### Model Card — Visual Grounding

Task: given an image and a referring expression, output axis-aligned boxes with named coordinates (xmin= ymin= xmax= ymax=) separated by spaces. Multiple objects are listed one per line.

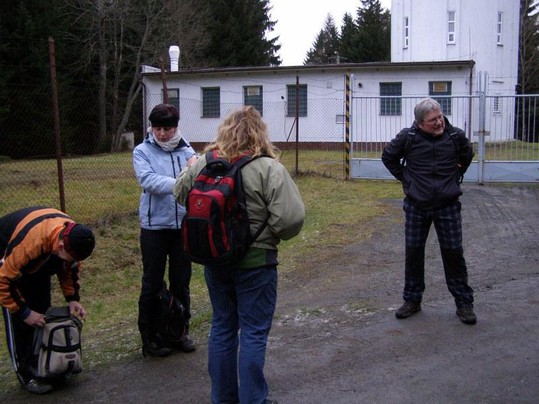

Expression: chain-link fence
xmin=1 ymin=87 xmax=349 ymax=221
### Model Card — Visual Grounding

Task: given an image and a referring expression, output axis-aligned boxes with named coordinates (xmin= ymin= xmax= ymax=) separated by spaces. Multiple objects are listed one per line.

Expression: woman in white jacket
xmin=133 ymin=103 xmax=197 ymax=357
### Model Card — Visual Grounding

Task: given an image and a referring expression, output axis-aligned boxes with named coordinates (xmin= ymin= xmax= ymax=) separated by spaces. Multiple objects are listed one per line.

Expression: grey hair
xmin=414 ymin=98 xmax=442 ymax=123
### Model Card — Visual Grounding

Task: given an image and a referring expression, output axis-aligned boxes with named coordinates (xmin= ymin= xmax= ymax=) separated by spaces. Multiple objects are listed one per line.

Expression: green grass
xmin=0 ymin=151 xmax=400 ymax=390
xmin=0 ymin=153 xmax=138 ymax=222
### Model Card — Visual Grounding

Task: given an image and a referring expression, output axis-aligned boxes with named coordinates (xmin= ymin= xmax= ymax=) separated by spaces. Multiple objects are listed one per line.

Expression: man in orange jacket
xmin=0 ymin=206 xmax=95 ymax=394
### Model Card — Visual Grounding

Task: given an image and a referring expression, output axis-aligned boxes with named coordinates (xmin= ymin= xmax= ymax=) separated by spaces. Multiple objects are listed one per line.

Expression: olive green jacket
xmin=173 ymin=155 xmax=305 ymax=251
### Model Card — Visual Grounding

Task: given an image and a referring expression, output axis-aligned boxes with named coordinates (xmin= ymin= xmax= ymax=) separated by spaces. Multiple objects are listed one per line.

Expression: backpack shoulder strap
xmin=233 ymin=154 xmax=265 ymax=169
xmin=448 ymin=130 xmax=461 ymax=153
xmin=401 ymin=130 xmax=416 ymax=166
xmin=233 ymin=154 xmax=271 ymax=242
xmin=404 ymin=130 xmax=416 ymax=155
xmin=208 ymin=153 xmax=269 ymax=171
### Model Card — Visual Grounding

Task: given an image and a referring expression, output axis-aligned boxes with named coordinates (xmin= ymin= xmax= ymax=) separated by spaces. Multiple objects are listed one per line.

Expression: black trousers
xmin=403 ymin=200 xmax=474 ymax=308
xmin=137 ymin=228 xmax=192 ymax=346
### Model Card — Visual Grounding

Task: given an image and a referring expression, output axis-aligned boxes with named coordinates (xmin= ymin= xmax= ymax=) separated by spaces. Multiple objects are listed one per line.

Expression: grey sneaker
xmin=24 ymin=378 xmax=53 ymax=394
xmin=395 ymin=301 xmax=421 ymax=319
xmin=456 ymin=307 xmax=477 ymax=325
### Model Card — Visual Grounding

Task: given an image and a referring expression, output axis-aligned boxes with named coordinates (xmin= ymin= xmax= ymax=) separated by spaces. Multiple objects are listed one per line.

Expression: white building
xmin=140 ymin=0 xmax=520 ymax=147
xmin=141 ymin=61 xmax=474 ymax=147
xmin=391 ymin=0 xmax=520 ymax=96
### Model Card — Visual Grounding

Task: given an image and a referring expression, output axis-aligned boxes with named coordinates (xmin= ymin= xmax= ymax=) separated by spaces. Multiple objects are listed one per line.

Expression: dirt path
xmin=2 ymin=184 xmax=538 ymax=403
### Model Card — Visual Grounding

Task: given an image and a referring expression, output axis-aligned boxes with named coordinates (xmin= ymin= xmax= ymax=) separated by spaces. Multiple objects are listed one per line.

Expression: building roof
xmin=141 ymin=60 xmax=475 ymax=79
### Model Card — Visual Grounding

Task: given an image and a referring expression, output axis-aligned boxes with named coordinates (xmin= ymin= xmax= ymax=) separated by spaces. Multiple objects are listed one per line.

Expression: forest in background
xmin=1 ymin=0 xmax=538 ymax=159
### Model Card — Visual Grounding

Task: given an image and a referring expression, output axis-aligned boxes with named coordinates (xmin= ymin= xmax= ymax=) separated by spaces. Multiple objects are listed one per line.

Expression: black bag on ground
xmin=32 ymin=306 xmax=83 ymax=378
xmin=156 ymin=282 xmax=187 ymax=347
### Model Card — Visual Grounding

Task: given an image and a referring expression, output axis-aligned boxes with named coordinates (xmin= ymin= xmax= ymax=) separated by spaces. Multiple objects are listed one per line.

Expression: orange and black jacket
xmin=0 ymin=206 xmax=82 ymax=319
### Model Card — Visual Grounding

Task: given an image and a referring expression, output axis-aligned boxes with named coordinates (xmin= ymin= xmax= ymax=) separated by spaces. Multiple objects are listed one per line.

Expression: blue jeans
xmin=204 ymin=265 xmax=277 ymax=404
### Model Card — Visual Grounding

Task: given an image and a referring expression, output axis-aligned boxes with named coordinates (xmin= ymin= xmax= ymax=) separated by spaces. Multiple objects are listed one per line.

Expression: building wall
xmin=142 ymin=64 xmax=473 ymax=144
xmin=391 ymin=0 xmax=519 ymax=96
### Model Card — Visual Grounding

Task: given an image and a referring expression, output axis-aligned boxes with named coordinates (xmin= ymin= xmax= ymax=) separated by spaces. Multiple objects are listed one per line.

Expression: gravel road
xmin=2 ymin=183 xmax=538 ymax=404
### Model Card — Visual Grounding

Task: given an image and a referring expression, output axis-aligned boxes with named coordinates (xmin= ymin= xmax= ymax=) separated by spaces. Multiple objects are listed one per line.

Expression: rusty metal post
xmin=159 ymin=56 xmax=169 ymax=103
xmin=48 ymin=37 xmax=66 ymax=213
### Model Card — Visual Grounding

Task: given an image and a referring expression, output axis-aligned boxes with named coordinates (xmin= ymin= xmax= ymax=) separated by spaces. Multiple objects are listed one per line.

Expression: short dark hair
xmin=149 ymin=104 xmax=179 ymax=128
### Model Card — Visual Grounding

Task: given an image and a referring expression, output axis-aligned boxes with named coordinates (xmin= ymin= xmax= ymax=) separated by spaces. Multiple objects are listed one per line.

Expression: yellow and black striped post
xmin=345 ymin=73 xmax=351 ymax=180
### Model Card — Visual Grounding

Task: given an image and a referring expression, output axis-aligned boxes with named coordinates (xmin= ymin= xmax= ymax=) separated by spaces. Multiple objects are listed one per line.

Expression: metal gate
xmin=350 ymin=94 xmax=539 ymax=183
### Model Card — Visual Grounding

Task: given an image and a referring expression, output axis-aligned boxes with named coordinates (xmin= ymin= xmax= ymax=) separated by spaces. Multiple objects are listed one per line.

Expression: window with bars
xmin=243 ymin=86 xmax=263 ymax=115
xmin=287 ymin=84 xmax=307 ymax=117
xmin=447 ymin=11 xmax=456 ymax=44
xmin=497 ymin=12 xmax=503 ymax=45
xmin=429 ymin=81 xmax=452 ymax=115
xmin=202 ymin=87 xmax=220 ymax=118
xmin=380 ymin=82 xmax=402 ymax=115
xmin=403 ymin=16 xmax=409 ymax=48
xmin=493 ymin=96 xmax=501 ymax=115
xmin=164 ymin=88 xmax=179 ymax=111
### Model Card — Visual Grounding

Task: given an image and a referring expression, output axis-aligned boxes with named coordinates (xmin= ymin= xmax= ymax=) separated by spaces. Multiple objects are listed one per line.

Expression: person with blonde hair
xmin=174 ymin=106 xmax=305 ymax=404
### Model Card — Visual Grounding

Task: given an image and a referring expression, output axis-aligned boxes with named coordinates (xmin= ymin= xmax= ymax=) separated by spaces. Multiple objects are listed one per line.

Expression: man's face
xmin=57 ymin=243 xmax=76 ymax=263
xmin=418 ymin=109 xmax=445 ymax=136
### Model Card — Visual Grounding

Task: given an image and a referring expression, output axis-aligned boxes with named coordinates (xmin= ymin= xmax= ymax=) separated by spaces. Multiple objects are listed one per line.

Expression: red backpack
xmin=182 ymin=151 xmax=267 ymax=267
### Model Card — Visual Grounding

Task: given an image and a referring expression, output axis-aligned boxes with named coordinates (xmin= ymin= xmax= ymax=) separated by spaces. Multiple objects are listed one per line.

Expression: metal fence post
xmin=48 ymin=37 xmax=66 ymax=213
xmin=345 ymin=73 xmax=351 ymax=180
xmin=477 ymin=91 xmax=486 ymax=185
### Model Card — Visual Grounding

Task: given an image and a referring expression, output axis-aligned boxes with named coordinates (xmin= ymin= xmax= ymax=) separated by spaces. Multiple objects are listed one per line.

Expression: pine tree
xmin=355 ymin=0 xmax=390 ymax=62
xmin=303 ymin=0 xmax=390 ymax=65
xmin=203 ymin=0 xmax=281 ymax=67
xmin=339 ymin=12 xmax=359 ymax=63
xmin=304 ymin=14 xmax=340 ymax=64
xmin=519 ymin=0 xmax=539 ymax=93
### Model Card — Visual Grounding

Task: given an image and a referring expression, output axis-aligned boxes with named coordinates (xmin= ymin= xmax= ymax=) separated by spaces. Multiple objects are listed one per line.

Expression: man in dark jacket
xmin=382 ymin=98 xmax=476 ymax=325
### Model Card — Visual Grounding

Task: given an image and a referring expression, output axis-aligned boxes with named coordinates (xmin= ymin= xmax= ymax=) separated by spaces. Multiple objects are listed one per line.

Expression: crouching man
xmin=0 ymin=206 xmax=95 ymax=394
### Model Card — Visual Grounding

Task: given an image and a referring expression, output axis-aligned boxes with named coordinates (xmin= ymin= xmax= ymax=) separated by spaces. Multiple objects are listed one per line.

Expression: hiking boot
xmin=395 ymin=301 xmax=421 ymax=319
xmin=456 ymin=307 xmax=477 ymax=325
xmin=142 ymin=342 xmax=173 ymax=358
xmin=24 ymin=378 xmax=53 ymax=394
xmin=176 ymin=335 xmax=196 ymax=353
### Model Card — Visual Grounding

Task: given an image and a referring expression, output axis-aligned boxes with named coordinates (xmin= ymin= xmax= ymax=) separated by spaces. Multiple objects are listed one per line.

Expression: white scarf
xmin=153 ymin=129 xmax=182 ymax=152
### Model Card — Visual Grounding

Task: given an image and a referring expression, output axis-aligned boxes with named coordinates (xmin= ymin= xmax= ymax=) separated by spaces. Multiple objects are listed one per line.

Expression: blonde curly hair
xmin=204 ymin=106 xmax=278 ymax=160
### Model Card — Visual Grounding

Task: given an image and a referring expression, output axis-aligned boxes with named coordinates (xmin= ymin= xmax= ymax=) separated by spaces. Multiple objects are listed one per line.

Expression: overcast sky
xmin=270 ymin=0 xmax=392 ymax=66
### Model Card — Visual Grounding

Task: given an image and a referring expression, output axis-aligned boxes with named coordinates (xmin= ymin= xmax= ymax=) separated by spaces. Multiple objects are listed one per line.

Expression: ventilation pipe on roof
xmin=169 ymin=45 xmax=180 ymax=72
